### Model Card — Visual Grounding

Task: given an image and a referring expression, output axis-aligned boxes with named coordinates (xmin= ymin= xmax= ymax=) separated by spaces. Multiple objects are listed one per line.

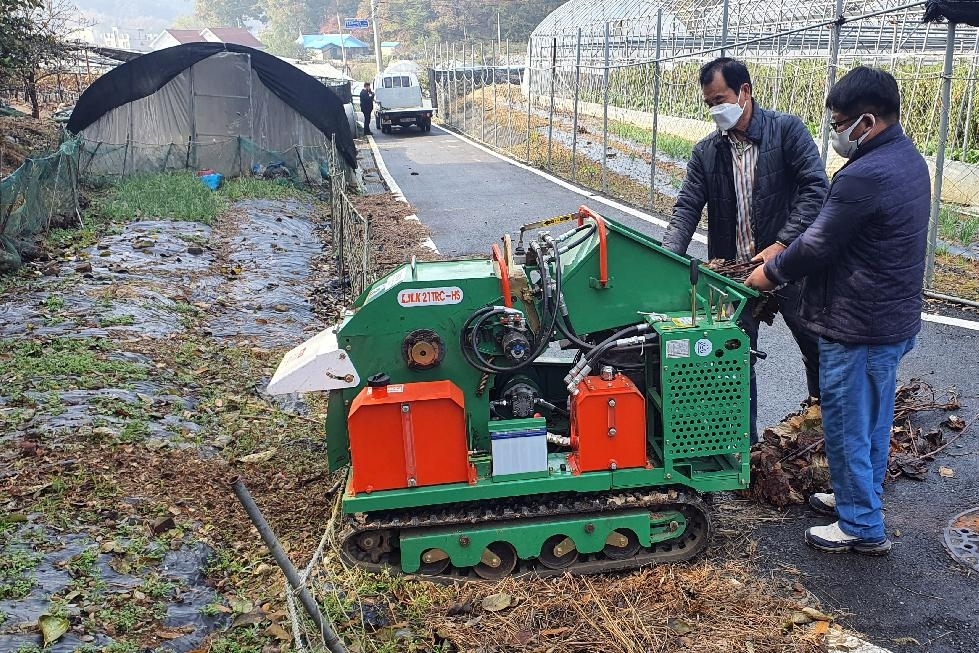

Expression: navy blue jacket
xmin=663 ymin=101 xmax=829 ymax=259
xmin=765 ymin=124 xmax=930 ymax=344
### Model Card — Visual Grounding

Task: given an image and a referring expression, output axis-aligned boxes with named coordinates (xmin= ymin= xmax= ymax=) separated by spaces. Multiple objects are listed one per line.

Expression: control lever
xmin=750 ymin=348 xmax=768 ymax=361
xmin=689 ymin=258 xmax=699 ymax=327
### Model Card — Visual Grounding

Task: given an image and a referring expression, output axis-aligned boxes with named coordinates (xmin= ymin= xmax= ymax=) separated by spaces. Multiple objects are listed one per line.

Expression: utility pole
xmin=370 ymin=0 xmax=382 ymax=75
xmin=336 ymin=8 xmax=347 ymax=73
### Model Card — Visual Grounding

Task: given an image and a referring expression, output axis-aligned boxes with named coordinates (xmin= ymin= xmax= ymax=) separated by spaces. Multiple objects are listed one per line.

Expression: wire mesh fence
xmin=327 ymin=136 xmax=373 ymax=299
xmin=431 ymin=0 xmax=979 ymax=305
xmin=0 ymin=133 xmax=368 ymax=275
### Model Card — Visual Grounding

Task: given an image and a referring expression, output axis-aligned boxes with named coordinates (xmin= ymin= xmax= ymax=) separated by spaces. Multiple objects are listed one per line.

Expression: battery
xmin=489 ymin=417 xmax=548 ymax=477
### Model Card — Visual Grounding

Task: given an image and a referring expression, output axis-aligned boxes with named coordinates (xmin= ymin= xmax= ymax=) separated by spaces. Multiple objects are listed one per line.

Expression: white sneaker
xmin=805 ymin=521 xmax=892 ymax=555
xmin=809 ymin=492 xmax=837 ymax=516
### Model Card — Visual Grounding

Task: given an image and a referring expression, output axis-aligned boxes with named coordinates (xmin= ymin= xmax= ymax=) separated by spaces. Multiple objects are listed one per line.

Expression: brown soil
xmin=0 ymin=116 xmax=63 ymax=178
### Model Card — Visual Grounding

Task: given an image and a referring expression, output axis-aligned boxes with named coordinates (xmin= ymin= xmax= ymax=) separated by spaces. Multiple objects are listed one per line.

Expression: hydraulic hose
xmin=557 ymin=223 xmax=596 ymax=255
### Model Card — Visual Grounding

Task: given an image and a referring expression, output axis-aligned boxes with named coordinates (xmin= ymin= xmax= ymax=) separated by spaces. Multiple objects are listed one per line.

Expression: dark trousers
xmin=363 ymin=110 xmax=372 ymax=133
xmin=738 ymin=280 xmax=821 ymax=444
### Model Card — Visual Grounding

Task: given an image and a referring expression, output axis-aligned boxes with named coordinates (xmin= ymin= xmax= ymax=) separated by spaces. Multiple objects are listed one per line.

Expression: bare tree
xmin=0 ymin=0 xmax=78 ymax=118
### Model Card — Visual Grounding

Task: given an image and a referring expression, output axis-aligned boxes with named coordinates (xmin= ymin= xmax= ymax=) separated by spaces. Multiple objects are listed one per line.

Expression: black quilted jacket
xmin=663 ymin=101 xmax=829 ymax=260
xmin=765 ymin=124 xmax=930 ymax=344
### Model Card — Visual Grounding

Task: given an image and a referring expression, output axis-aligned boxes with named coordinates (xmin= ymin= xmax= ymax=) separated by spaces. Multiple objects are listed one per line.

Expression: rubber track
xmin=339 ymin=487 xmax=712 ymax=580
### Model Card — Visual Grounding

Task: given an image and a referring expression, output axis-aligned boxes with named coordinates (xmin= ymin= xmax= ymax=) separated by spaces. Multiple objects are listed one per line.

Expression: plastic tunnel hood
xmin=266 ymin=327 xmax=360 ymax=394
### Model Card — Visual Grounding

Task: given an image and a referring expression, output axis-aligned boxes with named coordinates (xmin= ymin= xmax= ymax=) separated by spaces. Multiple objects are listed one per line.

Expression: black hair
xmin=826 ymin=66 xmax=901 ymax=121
xmin=698 ymin=57 xmax=752 ymax=92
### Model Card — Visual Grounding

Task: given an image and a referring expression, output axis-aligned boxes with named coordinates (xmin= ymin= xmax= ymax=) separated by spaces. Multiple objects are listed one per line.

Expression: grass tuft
xmin=96 ymin=173 xmax=225 ymax=224
xmin=218 ymin=176 xmax=311 ymax=201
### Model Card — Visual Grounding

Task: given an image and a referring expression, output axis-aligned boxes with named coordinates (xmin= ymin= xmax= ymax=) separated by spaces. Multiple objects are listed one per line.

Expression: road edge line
xmin=366 ymin=135 xmax=440 ymax=254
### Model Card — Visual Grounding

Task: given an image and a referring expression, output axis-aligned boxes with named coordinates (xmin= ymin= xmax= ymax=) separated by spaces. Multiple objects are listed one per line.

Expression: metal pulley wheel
xmin=402 ymin=329 xmax=445 ymax=370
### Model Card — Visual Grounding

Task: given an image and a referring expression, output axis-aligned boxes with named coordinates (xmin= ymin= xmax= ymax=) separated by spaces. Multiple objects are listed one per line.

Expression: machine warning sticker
xmin=666 ymin=339 xmax=690 ymax=359
xmin=398 ymin=286 xmax=464 ymax=307
xmin=695 ymin=338 xmax=713 ymax=356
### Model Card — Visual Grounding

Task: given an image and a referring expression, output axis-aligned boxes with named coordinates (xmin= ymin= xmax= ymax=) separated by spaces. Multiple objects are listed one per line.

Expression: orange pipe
xmin=576 ymin=205 xmax=609 ymax=287
xmin=491 ymin=243 xmax=513 ymax=307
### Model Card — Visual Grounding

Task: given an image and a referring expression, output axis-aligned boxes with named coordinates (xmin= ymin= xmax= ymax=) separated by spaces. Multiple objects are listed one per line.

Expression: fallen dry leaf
xmin=481 ymin=592 xmax=512 ymax=612
xmin=40 ymin=614 xmax=69 ymax=646
xmin=939 ymin=466 xmax=955 ymax=478
xmin=238 ymin=448 xmax=277 ymax=464
xmin=943 ymin=415 xmax=966 ymax=430
xmin=801 ymin=607 xmax=833 ymax=621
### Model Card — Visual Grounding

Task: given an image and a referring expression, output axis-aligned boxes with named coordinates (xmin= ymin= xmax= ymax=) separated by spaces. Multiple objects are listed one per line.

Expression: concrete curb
xmin=365 ymin=134 xmax=439 ymax=254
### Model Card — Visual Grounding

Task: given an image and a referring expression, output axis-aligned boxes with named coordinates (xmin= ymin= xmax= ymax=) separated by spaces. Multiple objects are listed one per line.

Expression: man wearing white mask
xmin=745 ymin=67 xmax=929 ymax=554
xmin=663 ymin=58 xmax=828 ymax=443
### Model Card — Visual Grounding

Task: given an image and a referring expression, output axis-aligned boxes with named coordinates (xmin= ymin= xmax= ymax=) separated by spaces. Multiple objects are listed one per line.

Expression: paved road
xmin=370 ymin=126 xmax=979 ymax=653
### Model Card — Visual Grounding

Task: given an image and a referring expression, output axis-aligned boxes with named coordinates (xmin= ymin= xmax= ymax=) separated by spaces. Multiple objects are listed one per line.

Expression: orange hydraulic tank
xmin=569 ymin=374 xmax=647 ymax=474
xmin=347 ymin=380 xmax=470 ymax=494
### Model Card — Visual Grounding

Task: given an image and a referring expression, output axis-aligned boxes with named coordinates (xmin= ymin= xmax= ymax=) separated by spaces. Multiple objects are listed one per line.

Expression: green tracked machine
xmin=268 ymin=206 xmax=757 ymax=579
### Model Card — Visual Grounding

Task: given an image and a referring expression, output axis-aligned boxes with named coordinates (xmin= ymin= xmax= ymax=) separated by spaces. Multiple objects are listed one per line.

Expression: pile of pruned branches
xmin=749 ymin=380 xmax=965 ymax=507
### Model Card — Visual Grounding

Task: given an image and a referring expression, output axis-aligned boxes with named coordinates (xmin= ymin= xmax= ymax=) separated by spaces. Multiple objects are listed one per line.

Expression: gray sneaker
xmin=809 ymin=492 xmax=837 ymax=516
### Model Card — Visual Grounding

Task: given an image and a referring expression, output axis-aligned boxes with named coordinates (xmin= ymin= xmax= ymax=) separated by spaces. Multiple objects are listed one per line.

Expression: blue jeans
xmin=818 ymin=336 xmax=916 ymax=540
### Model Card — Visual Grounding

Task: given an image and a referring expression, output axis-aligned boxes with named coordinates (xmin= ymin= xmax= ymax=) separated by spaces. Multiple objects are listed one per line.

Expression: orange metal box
xmin=569 ymin=374 xmax=647 ymax=474
xmin=348 ymin=380 xmax=470 ymax=494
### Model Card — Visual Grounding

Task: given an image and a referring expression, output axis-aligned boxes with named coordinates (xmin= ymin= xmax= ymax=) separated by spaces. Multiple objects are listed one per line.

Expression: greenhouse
xmin=519 ymin=0 xmax=979 ymax=177
xmin=433 ymin=0 xmax=979 ymax=288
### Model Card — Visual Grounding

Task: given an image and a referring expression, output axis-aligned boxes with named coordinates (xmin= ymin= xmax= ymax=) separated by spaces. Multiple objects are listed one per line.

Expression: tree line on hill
xmin=192 ymin=0 xmax=565 ymax=56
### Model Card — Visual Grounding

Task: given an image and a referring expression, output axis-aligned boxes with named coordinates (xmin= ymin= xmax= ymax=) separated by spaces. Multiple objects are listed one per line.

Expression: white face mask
xmin=830 ymin=114 xmax=875 ymax=158
xmin=709 ymin=87 xmax=746 ymax=132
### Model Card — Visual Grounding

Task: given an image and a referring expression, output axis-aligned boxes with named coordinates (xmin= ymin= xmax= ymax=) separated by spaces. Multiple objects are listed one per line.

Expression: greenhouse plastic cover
xmin=66 ymin=43 xmax=357 ymax=170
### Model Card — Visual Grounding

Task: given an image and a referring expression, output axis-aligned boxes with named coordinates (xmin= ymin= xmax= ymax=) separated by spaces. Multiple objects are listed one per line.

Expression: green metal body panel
xmin=653 ymin=321 xmax=752 ymax=488
xmin=398 ymin=509 xmax=687 ymax=573
xmin=324 ymin=213 xmax=758 ymax=513
xmin=559 ymin=220 xmax=755 ymax=335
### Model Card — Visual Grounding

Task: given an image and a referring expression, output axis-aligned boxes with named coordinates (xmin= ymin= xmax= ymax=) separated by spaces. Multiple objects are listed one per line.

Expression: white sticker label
xmin=695 ymin=338 xmax=713 ymax=357
xmin=397 ymin=286 xmax=464 ymax=307
xmin=666 ymin=339 xmax=690 ymax=359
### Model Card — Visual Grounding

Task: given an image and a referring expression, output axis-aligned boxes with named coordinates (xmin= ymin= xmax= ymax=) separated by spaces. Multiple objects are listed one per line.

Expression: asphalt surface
xmin=370 ymin=125 xmax=979 ymax=652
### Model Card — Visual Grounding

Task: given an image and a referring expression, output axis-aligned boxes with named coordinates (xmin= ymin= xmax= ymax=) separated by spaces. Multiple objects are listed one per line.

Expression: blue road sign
xmin=344 ymin=18 xmax=369 ymax=29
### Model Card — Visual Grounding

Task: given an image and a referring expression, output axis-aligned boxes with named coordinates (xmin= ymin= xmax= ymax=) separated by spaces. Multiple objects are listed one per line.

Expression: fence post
xmin=506 ymin=38 xmax=511 ymax=150
xmin=602 ymin=22 xmax=610 ymax=194
xmin=925 ymin=21 xmax=958 ymax=288
xmin=571 ymin=28 xmax=582 ymax=183
xmin=493 ymin=38 xmax=499 ymax=148
xmin=527 ymin=37 xmax=534 ymax=163
xmin=961 ymin=32 xmax=979 ymax=159
xmin=480 ymin=41 xmax=486 ymax=143
xmin=720 ymin=0 xmax=730 ymax=57
xmin=547 ymin=37 xmax=556 ymax=170
xmin=650 ymin=9 xmax=663 ymax=209
xmin=820 ymin=0 xmax=846 ymax=163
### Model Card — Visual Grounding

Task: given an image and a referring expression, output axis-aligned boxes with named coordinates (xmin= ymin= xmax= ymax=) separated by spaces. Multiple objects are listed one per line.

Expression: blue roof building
xmin=297 ymin=34 xmax=370 ymax=50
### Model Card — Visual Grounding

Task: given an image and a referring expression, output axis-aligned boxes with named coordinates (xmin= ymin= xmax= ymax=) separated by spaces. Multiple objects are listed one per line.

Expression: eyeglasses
xmin=828 ymin=116 xmax=859 ymax=132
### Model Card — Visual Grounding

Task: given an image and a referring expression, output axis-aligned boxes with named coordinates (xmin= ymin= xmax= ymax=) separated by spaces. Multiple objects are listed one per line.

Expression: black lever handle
xmin=750 ymin=348 xmax=768 ymax=361
xmin=689 ymin=258 xmax=700 ymax=286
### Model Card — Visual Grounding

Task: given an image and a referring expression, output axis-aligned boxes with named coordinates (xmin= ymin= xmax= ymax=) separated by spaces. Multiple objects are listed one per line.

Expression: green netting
xmin=0 ymin=136 xmax=344 ymax=271
xmin=0 ymin=137 xmax=79 ymax=270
